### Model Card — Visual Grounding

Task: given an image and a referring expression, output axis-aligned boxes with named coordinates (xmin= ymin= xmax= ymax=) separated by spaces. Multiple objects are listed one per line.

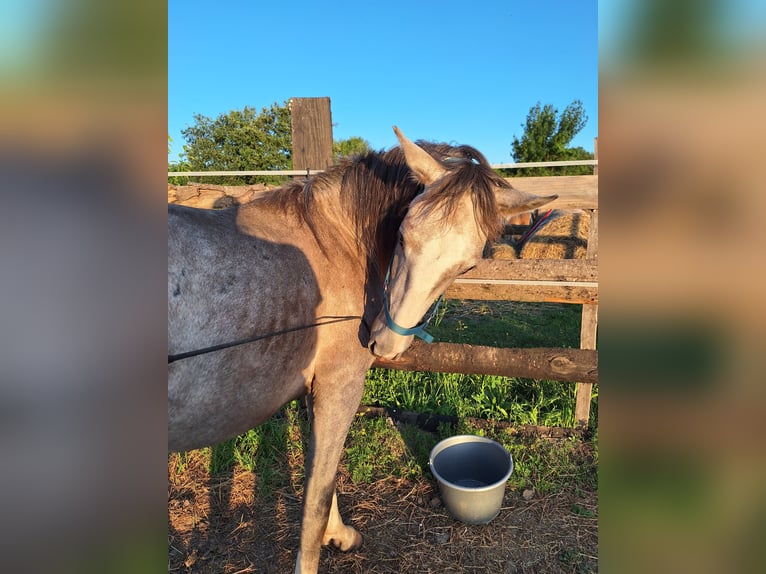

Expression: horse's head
xmin=368 ymin=127 xmax=556 ymax=360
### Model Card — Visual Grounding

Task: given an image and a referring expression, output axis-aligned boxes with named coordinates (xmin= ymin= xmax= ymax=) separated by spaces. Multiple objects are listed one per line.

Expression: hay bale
xmin=518 ymin=209 xmax=590 ymax=259
xmin=488 ymin=239 xmax=518 ymax=260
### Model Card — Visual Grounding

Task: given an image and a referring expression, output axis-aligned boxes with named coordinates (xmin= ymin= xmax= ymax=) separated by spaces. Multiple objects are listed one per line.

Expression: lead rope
xmin=168 ymin=315 xmax=361 ymax=363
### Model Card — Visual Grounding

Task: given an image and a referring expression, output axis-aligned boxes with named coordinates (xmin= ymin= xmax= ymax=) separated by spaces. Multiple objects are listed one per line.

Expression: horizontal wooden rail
xmin=445 ymin=258 xmax=598 ymax=304
xmin=506 ymin=175 xmax=598 ymax=210
xmin=493 ymin=159 xmax=597 ymax=169
xmin=462 ymin=259 xmax=597 ymax=282
xmin=168 ymin=161 xmax=598 ymax=178
xmin=371 ymin=341 xmax=598 ymax=384
xmin=446 ymin=284 xmax=597 ymax=304
xmin=168 ymin=169 xmax=323 ymax=177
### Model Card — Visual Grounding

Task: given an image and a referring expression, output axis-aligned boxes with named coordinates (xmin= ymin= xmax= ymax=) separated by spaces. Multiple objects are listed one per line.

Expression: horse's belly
xmin=167 ymin=338 xmax=315 ymax=452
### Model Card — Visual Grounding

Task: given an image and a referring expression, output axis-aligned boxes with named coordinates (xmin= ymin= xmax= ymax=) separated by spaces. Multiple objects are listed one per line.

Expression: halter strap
xmin=382 ymin=254 xmax=442 ymax=344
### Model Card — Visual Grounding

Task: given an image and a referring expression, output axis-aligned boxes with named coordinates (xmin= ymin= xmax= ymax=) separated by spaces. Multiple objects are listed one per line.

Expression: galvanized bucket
xmin=429 ymin=435 xmax=513 ymax=524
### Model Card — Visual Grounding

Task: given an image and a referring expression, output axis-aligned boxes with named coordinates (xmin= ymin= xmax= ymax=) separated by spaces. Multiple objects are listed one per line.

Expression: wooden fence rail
xmin=372 ymin=342 xmax=597 ymax=384
xmin=503 ymin=175 xmax=597 ymax=210
xmin=167 ymin=161 xmax=598 ymax=178
xmin=448 ymin=259 xmax=597 ymax=304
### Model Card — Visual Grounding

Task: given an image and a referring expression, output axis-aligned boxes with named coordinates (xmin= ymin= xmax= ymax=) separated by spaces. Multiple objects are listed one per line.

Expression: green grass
xmin=432 ymin=300 xmax=583 ymax=348
xmin=342 ymin=413 xmax=597 ymax=495
xmin=177 ymin=299 xmax=598 ymax=497
xmin=343 ymin=415 xmax=431 ymax=483
xmin=206 ymin=401 xmax=309 ymax=495
xmin=363 ymin=370 xmax=591 ymax=427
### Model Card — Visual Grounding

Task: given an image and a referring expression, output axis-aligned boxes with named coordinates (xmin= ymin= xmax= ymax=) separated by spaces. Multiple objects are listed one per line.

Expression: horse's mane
xmin=257 ymin=141 xmax=507 ymax=266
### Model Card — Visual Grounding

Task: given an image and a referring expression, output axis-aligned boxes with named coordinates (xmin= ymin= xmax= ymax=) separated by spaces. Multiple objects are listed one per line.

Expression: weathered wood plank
xmin=290 ymin=97 xmax=334 ymax=171
xmin=575 ymin=209 xmax=599 ymax=427
xmin=460 ymin=258 xmax=597 ymax=282
xmin=371 ymin=342 xmax=598 ymax=384
xmin=445 ymin=258 xmax=598 ymax=303
xmin=575 ymin=304 xmax=599 ymax=423
xmin=445 ymin=283 xmax=597 ymax=304
xmin=504 ymin=175 xmax=598 ymax=209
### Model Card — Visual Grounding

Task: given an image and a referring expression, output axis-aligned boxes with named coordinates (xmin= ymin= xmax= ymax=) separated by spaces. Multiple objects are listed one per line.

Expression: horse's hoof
xmin=346 ymin=530 xmax=363 ymax=551
xmin=324 ymin=527 xmax=363 ymax=552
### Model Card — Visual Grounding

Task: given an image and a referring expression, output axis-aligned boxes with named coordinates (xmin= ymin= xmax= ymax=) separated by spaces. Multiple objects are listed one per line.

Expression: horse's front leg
xmin=322 ymin=489 xmax=362 ymax=549
xmin=295 ymin=374 xmax=365 ymax=574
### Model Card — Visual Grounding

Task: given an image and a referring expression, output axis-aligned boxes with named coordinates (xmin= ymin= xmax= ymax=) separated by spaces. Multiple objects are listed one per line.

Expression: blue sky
xmin=168 ymin=0 xmax=598 ymax=165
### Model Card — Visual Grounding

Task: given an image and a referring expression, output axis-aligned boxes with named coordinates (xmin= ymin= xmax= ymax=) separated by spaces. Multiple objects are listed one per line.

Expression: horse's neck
xmin=235 ymin=201 xmax=293 ymax=242
xmin=311 ymin=190 xmax=360 ymax=251
xmin=237 ymin=190 xmax=364 ymax=269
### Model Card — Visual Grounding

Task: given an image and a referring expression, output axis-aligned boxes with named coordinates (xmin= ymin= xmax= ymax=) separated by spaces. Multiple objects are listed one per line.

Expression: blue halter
xmin=382 ymin=254 xmax=443 ymax=344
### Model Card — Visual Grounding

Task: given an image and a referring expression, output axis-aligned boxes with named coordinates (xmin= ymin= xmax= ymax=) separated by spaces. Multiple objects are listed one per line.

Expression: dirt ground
xmin=168 ymin=438 xmax=597 ymax=573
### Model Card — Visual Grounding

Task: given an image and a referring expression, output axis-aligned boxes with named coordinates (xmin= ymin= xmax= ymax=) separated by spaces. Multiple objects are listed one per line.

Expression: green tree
xmin=168 ymin=158 xmax=191 ymax=186
xmin=180 ymin=102 xmax=292 ymax=185
xmin=505 ymin=100 xmax=593 ymax=177
xmin=333 ymin=136 xmax=372 ymax=159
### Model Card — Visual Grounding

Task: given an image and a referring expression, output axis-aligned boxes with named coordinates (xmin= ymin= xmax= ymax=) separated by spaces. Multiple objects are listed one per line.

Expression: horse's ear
xmin=495 ymin=186 xmax=557 ymax=217
xmin=393 ymin=126 xmax=445 ymax=185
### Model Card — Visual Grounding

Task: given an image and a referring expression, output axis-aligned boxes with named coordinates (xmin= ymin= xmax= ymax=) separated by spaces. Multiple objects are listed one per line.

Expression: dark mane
xmin=413 ymin=143 xmax=507 ymax=243
xmin=256 ymin=141 xmax=505 ymax=267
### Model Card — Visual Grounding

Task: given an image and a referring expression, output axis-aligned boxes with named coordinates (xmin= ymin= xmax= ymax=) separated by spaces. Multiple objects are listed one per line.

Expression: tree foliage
xmin=172 ymin=101 xmax=376 ymax=186
xmin=506 ymin=100 xmax=594 ymax=177
xmin=180 ymin=102 xmax=292 ymax=185
xmin=333 ymin=136 xmax=372 ymax=159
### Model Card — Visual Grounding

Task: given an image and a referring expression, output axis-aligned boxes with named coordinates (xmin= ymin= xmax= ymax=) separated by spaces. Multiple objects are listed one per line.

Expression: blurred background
xmin=600 ymin=1 xmax=766 ymax=572
xmin=0 ymin=1 xmax=167 ymax=572
xmin=1 ymin=1 xmax=764 ymax=572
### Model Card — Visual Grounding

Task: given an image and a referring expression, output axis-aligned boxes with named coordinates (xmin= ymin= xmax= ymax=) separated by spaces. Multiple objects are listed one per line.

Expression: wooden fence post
xmin=574 ymin=207 xmax=598 ymax=427
xmin=593 ymin=136 xmax=598 ymax=176
xmin=574 ymin=136 xmax=599 ymax=426
xmin=290 ymin=97 xmax=334 ymax=173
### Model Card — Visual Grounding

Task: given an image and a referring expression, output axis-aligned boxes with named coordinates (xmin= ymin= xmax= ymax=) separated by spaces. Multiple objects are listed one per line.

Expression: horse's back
xmin=168 ymin=203 xmax=320 ymax=346
xmin=168 ymin=204 xmax=322 ymax=451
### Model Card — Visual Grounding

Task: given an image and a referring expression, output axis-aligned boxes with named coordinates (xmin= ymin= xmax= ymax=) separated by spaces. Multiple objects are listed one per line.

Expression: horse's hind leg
xmin=296 ymin=373 xmax=365 ymax=574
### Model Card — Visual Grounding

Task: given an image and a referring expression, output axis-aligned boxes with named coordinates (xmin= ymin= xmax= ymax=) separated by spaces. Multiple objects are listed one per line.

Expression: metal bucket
xmin=429 ymin=435 xmax=513 ymax=524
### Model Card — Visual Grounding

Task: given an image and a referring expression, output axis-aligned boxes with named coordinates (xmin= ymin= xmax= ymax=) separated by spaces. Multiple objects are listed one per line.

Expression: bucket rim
xmin=429 ymin=434 xmax=514 ymax=492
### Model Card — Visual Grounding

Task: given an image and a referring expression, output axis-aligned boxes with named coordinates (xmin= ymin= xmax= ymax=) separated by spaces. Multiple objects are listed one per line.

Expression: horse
xmin=168 ymin=126 xmax=556 ymax=573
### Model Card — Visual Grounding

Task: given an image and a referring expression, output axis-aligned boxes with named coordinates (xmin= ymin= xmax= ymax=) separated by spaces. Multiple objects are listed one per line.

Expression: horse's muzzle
xmin=368 ymin=340 xmax=402 ymax=361
xmin=368 ymin=316 xmax=412 ymax=360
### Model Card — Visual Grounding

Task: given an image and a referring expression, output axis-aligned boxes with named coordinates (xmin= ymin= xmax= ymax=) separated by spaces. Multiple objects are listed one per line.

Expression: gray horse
xmin=168 ymin=127 xmax=555 ymax=573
